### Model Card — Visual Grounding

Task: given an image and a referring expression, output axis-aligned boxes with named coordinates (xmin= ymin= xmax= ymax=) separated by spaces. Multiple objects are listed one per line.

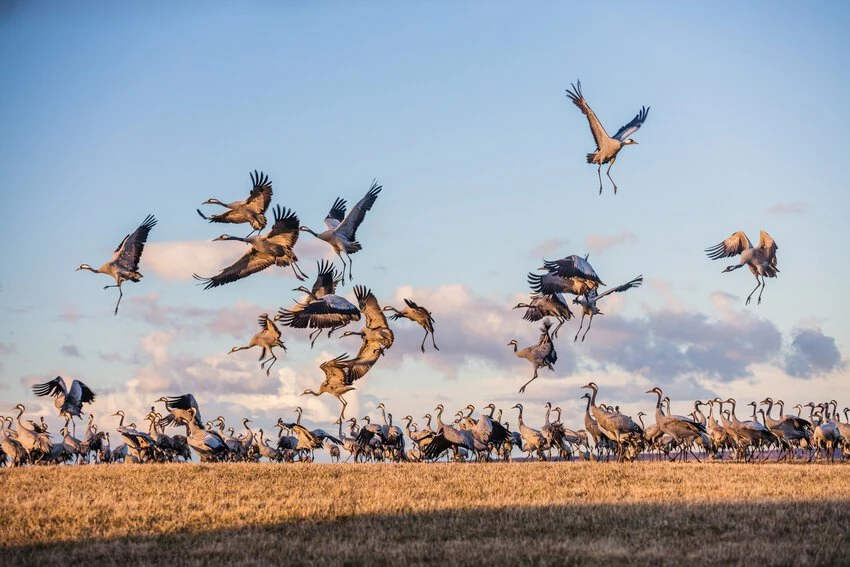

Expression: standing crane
xmin=76 ymin=214 xmax=157 ymax=315
xmin=196 ymin=170 xmax=274 ymax=236
xmin=383 ymin=298 xmax=439 ymax=352
xmin=705 ymin=230 xmax=779 ymax=305
xmin=300 ymin=180 xmax=382 ymax=284
xmin=565 ymin=79 xmax=649 ymax=195
xmin=193 ymin=205 xmax=308 ymax=288
xmin=572 ymin=275 xmax=643 ymax=342
xmin=507 ymin=320 xmax=558 ymax=393
xmin=228 ymin=313 xmax=287 ymax=375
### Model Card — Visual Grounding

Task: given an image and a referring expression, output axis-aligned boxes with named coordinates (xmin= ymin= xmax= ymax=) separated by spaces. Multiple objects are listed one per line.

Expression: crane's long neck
xmin=116 ymin=412 xmax=125 ymax=428
xmin=516 ymin=407 xmax=524 ymax=427
xmin=379 ymin=406 xmax=388 ymax=425
xmin=544 ymin=406 xmax=551 ymax=426
xmin=589 ymin=387 xmax=598 ymax=408
xmin=728 ymin=401 xmax=740 ymax=425
xmin=435 ymin=407 xmax=445 ymax=431
xmin=764 ymin=399 xmax=775 ymax=419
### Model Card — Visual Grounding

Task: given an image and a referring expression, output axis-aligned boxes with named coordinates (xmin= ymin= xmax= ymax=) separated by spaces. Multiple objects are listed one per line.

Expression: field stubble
xmin=1 ymin=462 xmax=848 ymax=566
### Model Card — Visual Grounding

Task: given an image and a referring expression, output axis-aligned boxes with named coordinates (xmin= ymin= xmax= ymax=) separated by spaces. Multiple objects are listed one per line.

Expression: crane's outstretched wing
xmin=244 ymin=170 xmax=273 ymax=215
xmin=404 ymin=298 xmax=435 ymax=324
xmin=540 ymin=255 xmax=603 ymax=284
xmin=612 ymin=106 xmax=650 ymax=141
xmin=528 ymin=272 xmax=599 ymax=296
xmin=595 ymin=275 xmax=644 ymax=299
xmin=193 ymin=249 xmax=275 ymax=289
xmin=276 ymin=296 xmax=360 ymax=329
xmin=758 ymin=230 xmax=779 ymax=267
xmin=565 ymin=80 xmax=610 ymax=151
xmin=334 ymin=180 xmax=382 ymax=242
xmin=324 ymin=198 xmax=347 ymax=230
xmin=32 ymin=376 xmax=67 ymax=398
xmin=265 ymin=206 xmax=301 ymax=249
xmin=354 ymin=285 xmax=390 ymax=329
xmin=705 ymin=231 xmax=751 ymax=260
xmin=113 ymin=215 xmax=157 ymax=272
xmin=258 ymin=313 xmax=283 ymax=341
xmin=72 ymin=380 xmax=96 ymax=404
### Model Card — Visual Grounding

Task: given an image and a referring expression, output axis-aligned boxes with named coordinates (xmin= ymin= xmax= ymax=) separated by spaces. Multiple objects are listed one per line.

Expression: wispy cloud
xmin=527 ymin=238 xmax=569 ymax=260
xmin=766 ymin=201 xmax=808 ymax=215
xmin=0 ymin=342 xmax=16 ymax=356
xmin=145 ymin=239 xmax=331 ymax=282
xmin=584 ymin=231 xmax=638 ymax=255
xmin=60 ymin=344 xmax=82 ymax=358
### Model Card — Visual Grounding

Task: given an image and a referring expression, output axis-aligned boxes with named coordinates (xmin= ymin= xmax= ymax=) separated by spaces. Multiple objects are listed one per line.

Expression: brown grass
xmin=1 ymin=462 xmax=848 ymax=566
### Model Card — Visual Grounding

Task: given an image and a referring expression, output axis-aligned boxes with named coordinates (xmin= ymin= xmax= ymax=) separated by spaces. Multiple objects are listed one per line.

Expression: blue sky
xmin=1 ymin=2 xmax=848 ymax=441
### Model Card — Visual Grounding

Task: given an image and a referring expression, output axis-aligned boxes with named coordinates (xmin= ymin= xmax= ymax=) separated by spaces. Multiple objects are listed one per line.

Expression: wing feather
xmin=565 ymin=80 xmax=610 ymax=151
xmin=324 ymin=198 xmax=347 ymax=230
xmin=266 ymin=205 xmax=301 ymax=249
xmin=354 ymin=285 xmax=390 ymax=329
xmin=193 ymin=249 xmax=275 ymax=289
xmin=244 ymin=170 xmax=273 ymax=215
xmin=613 ymin=106 xmax=650 ymax=141
xmin=705 ymin=231 xmax=751 ymax=260
xmin=595 ymin=275 xmax=644 ymax=299
xmin=334 ymin=180 xmax=382 ymax=242
xmin=758 ymin=230 xmax=779 ymax=266
xmin=114 ymin=215 xmax=157 ymax=272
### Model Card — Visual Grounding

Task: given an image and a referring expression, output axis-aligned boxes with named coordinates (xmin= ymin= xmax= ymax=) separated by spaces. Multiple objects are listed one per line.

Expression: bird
xmin=300 ymin=180 xmax=382 ymax=284
xmin=342 ymin=285 xmax=395 ymax=350
xmin=705 ymin=230 xmax=779 ymax=305
xmin=76 ymin=214 xmax=157 ymax=315
xmin=383 ymin=298 xmax=438 ymax=352
xmin=513 ymin=293 xmax=573 ymax=339
xmin=301 ymin=348 xmax=384 ymax=421
xmin=155 ymin=394 xmax=203 ymax=429
xmin=527 ymin=254 xmax=604 ymax=298
xmin=646 ymin=387 xmax=706 ymax=462
xmin=196 ymin=170 xmax=274 ymax=236
xmin=565 ymin=79 xmax=649 ymax=194
xmin=193 ymin=205 xmax=307 ymax=288
xmin=581 ymin=382 xmax=643 ymax=461
xmin=228 ymin=313 xmax=287 ymax=375
xmin=507 ymin=320 xmax=558 ymax=393
xmin=31 ymin=376 xmax=96 ymax=427
xmin=572 ymin=275 xmax=643 ymax=342
xmin=275 ymin=287 xmax=361 ymax=348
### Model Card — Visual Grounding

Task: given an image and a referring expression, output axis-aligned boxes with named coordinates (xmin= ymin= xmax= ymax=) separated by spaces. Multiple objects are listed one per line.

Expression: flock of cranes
xmin=3 ymin=383 xmax=848 ymax=466
xmin=12 ymin=79 xmax=797 ymax=468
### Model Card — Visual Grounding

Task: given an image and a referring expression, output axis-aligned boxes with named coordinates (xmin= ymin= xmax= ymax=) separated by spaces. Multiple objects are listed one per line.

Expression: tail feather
xmin=586 ymin=152 xmax=597 ymax=164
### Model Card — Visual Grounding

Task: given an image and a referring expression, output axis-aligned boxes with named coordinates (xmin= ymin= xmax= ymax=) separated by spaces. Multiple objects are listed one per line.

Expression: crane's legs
xmin=430 ymin=330 xmax=439 ymax=351
xmin=260 ymin=352 xmax=278 ymax=376
xmin=580 ymin=314 xmax=595 ymax=342
xmin=574 ymin=313 xmax=587 ymax=342
xmin=745 ymin=275 xmax=762 ymax=305
xmin=290 ymin=261 xmax=308 ymax=281
xmin=606 ymin=158 xmax=618 ymax=195
xmin=596 ymin=164 xmax=603 ymax=194
xmin=757 ymin=279 xmax=767 ymax=305
xmin=104 ymin=283 xmax=124 ymax=316
xmin=552 ymin=318 xmax=565 ymax=339
xmin=519 ymin=370 xmax=539 ymax=393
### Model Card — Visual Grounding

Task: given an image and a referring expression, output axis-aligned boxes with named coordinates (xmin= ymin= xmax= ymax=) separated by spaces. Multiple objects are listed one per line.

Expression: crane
xmin=705 ymin=230 xmax=779 ymax=305
xmin=513 ymin=293 xmax=573 ymax=339
xmin=383 ymin=298 xmax=438 ymax=352
xmin=196 ymin=170 xmax=273 ymax=235
xmin=507 ymin=320 xmax=558 ymax=393
xmin=228 ymin=313 xmax=287 ymax=375
xmin=76 ymin=214 xmax=157 ymax=315
xmin=565 ymin=79 xmax=649 ymax=194
xmin=300 ymin=180 xmax=382 ymax=284
xmin=193 ymin=205 xmax=307 ymax=288
xmin=32 ymin=376 xmax=96 ymax=431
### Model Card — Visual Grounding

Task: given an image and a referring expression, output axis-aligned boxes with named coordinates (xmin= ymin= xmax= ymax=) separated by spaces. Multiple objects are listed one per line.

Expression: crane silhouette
xmin=705 ymin=230 xmax=779 ymax=305
xmin=196 ymin=170 xmax=273 ymax=236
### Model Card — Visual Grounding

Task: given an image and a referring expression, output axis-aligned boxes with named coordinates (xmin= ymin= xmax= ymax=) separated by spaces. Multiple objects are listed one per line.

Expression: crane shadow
xmin=3 ymin=500 xmax=848 ymax=566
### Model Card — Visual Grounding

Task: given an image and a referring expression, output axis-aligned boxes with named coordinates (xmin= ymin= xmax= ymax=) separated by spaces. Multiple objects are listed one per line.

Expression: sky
xmin=1 ymin=1 xmax=849 ymax=450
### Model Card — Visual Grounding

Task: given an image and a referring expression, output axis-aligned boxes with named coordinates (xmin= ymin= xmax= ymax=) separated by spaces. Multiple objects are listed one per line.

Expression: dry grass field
xmin=1 ymin=462 xmax=849 ymax=566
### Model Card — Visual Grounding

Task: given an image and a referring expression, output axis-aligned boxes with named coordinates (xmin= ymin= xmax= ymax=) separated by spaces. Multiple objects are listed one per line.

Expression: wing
xmin=596 ymin=275 xmax=644 ymax=299
xmin=244 ymin=170 xmax=273 ymax=215
xmin=758 ymin=230 xmax=778 ymax=266
xmin=74 ymin=380 xmax=97 ymax=404
xmin=612 ymin=106 xmax=650 ymax=142
xmin=540 ymin=255 xmax=602 ymax=283
xmin=276 ymin=296 xmax=360 ymax=329
xmin=344 ymin=343 xmax=384 ymax=383
xmin=113 ymin=214 xmax=157 ymax=272
xmin=334 ymin=180 xmax=382 ymax=242
xmin=259 ymin=314 xmax=282 ymax=340
xmin=324 ymin=198 xmax=347 ymax=230
xmin=565 ymin=80 xmax=610 ymax=151
xmin=354 ymin=285 xmax=390 ymax=329
xmin=705 ymin=231 xmax=751 ymax=260
xmin=193 ymin=249 xmax=275 ymax=289
xmin=311 ymin=259 xmax=341 ymax=297
xmin=528 ymin=272 xmax=600 ymax=296
xmin=266 ymin=206 xmax=301 ymax=249
xmin=32 ymin=376 xmax=66 ymax=398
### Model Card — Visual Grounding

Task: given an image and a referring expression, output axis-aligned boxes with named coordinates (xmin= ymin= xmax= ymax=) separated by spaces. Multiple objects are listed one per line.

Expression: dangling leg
xmin=420 ymin=329 xmax=428 ymax=353
xmin=104 ymin=283 xmax=124 ymax=316
xmin=290 ymin=261 xmax=307 ymax=281
xmin=757 ymin=278 xmax=767 ymax=305
xmin=309 ymin=328 xmax=321 ymax=348
xmin=745 ymin=275 xmax=761 ymax=305
xmin=596 ymin=164 xmax=603 ymax=194
xmin=430 ymin=329 xmax=439 ymax=351
xmin=339 ymin=396 xmax=347 ymax=420
xmin=574 ymin=313 xmax=586 ymax=342
xmin=606 ymin=157 xmax=618 ymax=195
xmin=519 ymin=368 xmax=539 ymax=393
xmin=335 ymin=252 xmax=348 ymax=285
xmin=581 ymin=313 xmax=595 ymax=342
xmin=344 ymin=251 xmax=354 ymax=282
